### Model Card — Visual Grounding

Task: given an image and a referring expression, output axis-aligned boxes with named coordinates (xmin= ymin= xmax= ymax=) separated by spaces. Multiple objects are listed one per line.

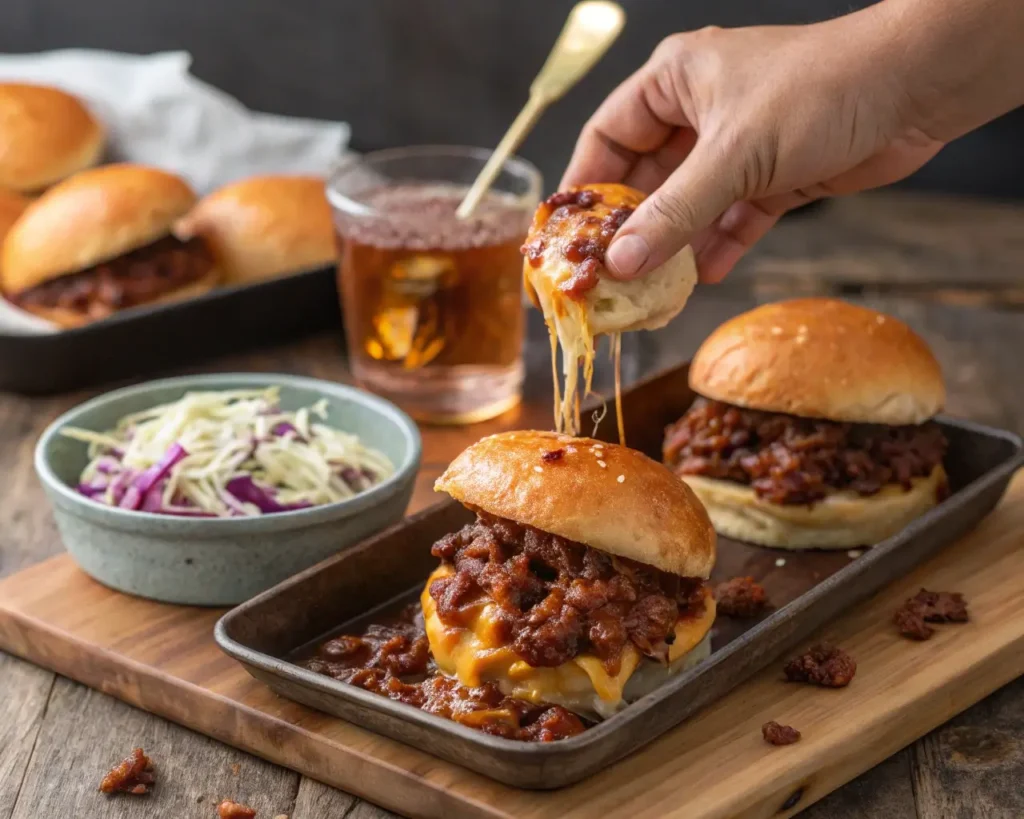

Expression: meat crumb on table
xmin=762 ymin=721 xmax=801 ymax=745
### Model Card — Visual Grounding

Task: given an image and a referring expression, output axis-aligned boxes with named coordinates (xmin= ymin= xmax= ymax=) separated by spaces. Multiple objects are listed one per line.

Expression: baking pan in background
xmin=216 ymin=362 xmax=1024 ymax=789
xmin=0 ymin=266 xmax=339 ymax=395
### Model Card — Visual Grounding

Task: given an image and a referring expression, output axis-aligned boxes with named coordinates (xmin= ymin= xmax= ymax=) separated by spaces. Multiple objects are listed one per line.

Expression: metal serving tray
xmin=0 ymin=266 xmax=339 ymax=395
xmin=215 ymin=363 xmax=1024 ymax=789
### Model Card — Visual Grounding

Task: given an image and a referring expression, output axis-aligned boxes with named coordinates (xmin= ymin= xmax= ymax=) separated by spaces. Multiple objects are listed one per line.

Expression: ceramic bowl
xmin=35 ymin=373 xmax=421 ymax=606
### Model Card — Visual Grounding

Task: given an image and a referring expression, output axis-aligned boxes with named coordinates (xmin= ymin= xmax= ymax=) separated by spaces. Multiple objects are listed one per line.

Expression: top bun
xmin=690 ymin=298 xmax=945 ymax=425
xmin=1 ymin=164 xmax=197 ymax=295
xmin=174 ymin=175 xmax=335 ymax=285
xmin=524 ymin=183 xmax=697 ymax=336
xmin=0 ymin=84 xmax=104 ymax=193
xmin=435 ymin=430 xmax=716 ymax=578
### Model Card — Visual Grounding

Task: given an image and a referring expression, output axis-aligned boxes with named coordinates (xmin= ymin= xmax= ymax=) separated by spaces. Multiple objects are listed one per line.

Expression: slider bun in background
xmin=0 ymin=83 xmax=105 ymax=193
xmin=689 ymin=298 xmax=946 ymax=425
xmin=174 ymin=175 xmax=335 ymax=286
xmin=1 ymin=163 xmax=200 ymax=297
xmin=436 ymin=429 xmax=716 ymax=579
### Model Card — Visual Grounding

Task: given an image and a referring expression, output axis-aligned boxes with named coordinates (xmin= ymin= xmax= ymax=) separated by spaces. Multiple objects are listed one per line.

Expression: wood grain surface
xmin=0 ymin=191 xmax=1022 ymax=817
xmin=1 ymin=472 xmax=1023 ymax=818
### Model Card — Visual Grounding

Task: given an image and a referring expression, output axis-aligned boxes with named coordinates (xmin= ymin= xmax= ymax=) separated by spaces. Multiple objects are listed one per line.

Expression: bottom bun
xmin=682 ymin=466 xmax=947 ymax=550
xmin=18 ymin=268 xmax=221 ymax=329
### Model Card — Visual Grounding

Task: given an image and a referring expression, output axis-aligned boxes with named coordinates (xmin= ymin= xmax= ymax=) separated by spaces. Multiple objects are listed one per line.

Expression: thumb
xmin=606 ymin=139 xmax=741 ymax=280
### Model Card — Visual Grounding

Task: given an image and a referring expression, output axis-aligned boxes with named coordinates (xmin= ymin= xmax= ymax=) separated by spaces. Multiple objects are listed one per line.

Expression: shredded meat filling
xmin=429 ymin=513 xmax=708 ymax=673
xmin=14 ymin=235 xmax=213 ymax=319
xmin=302 ymin=604 xmax=585 ymax=742
xmin=664 ymin=398 xmax=947 ymax=505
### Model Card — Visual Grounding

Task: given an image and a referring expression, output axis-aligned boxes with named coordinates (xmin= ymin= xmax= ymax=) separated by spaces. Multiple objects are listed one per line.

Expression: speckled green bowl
xmin=35 ymin=373 xmax=421 ymax=606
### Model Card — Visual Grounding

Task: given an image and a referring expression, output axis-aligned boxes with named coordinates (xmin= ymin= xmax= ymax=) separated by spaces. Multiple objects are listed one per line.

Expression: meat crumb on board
xmin=894 ymin=589 xmax=968 ymax=640
xmin=762 ymin=721 xmax=801 ymax=745
xmin=784 ymin=643 xmax=856 ymax=687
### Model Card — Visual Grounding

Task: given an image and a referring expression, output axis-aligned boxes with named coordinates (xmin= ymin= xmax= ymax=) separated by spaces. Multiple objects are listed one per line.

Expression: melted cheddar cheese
xmin=421 ymin=565 xmax=716 ymax=719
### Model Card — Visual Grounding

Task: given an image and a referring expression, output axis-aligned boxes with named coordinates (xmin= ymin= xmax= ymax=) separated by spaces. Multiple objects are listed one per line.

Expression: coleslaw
xmin=61 ymin=388 xmax=395 ymax=517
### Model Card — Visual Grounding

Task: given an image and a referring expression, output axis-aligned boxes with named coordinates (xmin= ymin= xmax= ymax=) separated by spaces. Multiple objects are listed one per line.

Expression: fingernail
xmin=606 ymin=234 xmax=650 ymax=278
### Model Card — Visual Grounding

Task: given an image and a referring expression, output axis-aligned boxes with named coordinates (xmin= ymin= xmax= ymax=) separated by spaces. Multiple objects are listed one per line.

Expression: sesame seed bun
xmin=434 ymin=430 xmax=716 ymax=578
xmin=174 ymin=175 xmax=335 ymax=285
xmin=0 ymin=83 xmax=104 ymax=193
xmin=1 ymin=164 xmax=199 ymax=295
xmin=689 ymin=299 xmax=945 ymax=425
xmin=682 ymin=466 xmax=947 ymax=550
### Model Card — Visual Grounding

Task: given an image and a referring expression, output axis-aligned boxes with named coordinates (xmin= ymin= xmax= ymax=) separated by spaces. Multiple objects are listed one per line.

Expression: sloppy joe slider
xmin=664 ymin=299 xmax=948 ymax=549
xmin=425 ymin=430 xmax=717 ymax=720
xmin=174 ymin=175 xmax=335 ymax=286
xmin=1 ymin=164 xmax=219 ymax=328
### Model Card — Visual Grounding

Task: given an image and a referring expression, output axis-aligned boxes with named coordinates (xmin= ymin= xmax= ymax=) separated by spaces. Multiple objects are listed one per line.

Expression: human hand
xmin=561 ymin=5 xmax=963 ymax=283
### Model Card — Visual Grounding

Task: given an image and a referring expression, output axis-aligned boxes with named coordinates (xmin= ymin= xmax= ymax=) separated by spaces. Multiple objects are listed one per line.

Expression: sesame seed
xmin=876 ymin=315 xmax=886 ymax=324
xmin=798 ymin=325 xmax=808 ymax=333
xmin=775 ymin=558 xmax=787 ymax=567
xmin=566 ymin=446 xmax=577 ymax=454
xmin=771 ymin=326 xmax=783 ymax=335
xmin=533 ymin=466 xmax=543 ymax=473
xmin=597 ymin=460 xmax=607 ymax=468
xmin=617 ymin=475 xmax=625 ymax=483
xmin=847 ymin=549 xmax=863 ymax=559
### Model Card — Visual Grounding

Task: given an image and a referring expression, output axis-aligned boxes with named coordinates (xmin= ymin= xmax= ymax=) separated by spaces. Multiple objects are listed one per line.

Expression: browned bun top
xmin=174 ymin=175 xmax=334 ymax=285
xmin=0 ymin=189 xmax=29 ymax=244
xmin=689 ymin=298 xmax=945 ymax=425
xmin=1 ymin=164 xmax=197 ymax=295
xmin=0 ymin=83 xmax=104 ymax=193
xmin=435 ymin=430 xmax=716 ymax=578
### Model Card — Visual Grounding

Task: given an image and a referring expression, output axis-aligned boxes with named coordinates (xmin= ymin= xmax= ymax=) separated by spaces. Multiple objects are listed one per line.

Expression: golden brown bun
xmin=1 ymin=164 xmax=198 ymax=295
xmin=682 ymin=466 xmax=946 ymax=550
xmin=174 ymin=175 xmax=335 ymax=285
xmin=0 ymin=84 xmax=104 ymax=193
xmin=689 ymin=299 xmax=945 ymax=425
xmin=0 ymin=189 xmax=29 ymax=249
xmin=14 ymin=268 xmax=220 ymax=329
xmin=435 ymin=430 xmax=716 ymax=578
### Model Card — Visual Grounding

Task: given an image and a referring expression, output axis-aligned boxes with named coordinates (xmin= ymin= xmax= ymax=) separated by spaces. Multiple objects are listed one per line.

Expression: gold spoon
xmin=456 ymin=1 xmax=626 ymax=219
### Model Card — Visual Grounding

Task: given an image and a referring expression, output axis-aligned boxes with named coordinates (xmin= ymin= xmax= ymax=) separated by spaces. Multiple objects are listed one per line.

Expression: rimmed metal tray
xmin=0 ymin=266 xmax=338 ymax=395
xmin=215 ymin=362 xmax=1024 ymax=789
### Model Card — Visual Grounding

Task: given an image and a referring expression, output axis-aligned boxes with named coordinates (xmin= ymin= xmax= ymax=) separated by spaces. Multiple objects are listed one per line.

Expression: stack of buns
xmin=0 ymin=81 xmax=337 ymax=329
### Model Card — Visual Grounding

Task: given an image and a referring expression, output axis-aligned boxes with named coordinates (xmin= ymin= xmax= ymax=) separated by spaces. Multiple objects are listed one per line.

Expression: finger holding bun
xmin=0 ymin=83 xmax=104 ymax=193
xmin=1 ymin=164 xmax=219 ymax=328
xmin=665 ymin=299 xmax=948 ymax=550
xmin=174 ymin=175 xmax=335 ymax=286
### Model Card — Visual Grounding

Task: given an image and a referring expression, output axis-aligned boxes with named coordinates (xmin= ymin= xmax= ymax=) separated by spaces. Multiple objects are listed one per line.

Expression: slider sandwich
xmin=1 ymin=164 xmax=219 ymax=327
xmin=664 ymin=298 xmax=948 ymax=549
xmin=174 ymin=175 xmax=335 ymax=286
xmin=424 ymin=430 xmax=716 ymax=720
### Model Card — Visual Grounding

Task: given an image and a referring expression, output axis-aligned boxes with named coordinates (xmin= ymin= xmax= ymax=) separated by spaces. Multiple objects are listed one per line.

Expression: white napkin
xmin=0 ymin=49 xmax=352 ymax=334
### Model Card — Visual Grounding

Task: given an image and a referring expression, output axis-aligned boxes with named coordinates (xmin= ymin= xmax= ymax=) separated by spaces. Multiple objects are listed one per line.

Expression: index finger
xmin=560 ymin=65 xmax=675 ymax=189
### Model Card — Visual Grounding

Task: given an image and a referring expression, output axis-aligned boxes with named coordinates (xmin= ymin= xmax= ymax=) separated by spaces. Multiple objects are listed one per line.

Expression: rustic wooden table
xmin=1 ymin=190 xmax=1022 ymax=818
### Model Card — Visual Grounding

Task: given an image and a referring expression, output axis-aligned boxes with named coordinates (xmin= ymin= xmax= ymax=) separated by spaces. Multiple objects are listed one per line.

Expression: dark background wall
xmin=2 ymin=0 xmax=1021 ymax=198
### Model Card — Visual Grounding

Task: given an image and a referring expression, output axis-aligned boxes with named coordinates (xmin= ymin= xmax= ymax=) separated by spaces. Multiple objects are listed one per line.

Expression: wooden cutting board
xmin=1 ymin=471 xmax=1022 ymax=819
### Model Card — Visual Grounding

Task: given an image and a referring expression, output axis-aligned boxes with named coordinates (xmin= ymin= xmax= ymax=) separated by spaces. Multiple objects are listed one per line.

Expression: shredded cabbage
xmin=62 ymin=387 xmax=395 ymax=517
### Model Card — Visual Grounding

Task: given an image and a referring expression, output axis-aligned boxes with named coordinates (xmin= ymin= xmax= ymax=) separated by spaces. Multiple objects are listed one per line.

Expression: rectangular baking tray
xmin=215 ymin=362 xmax=1024 ymax=789
xmin=0 ymin=266 xmax=339 ymax=395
